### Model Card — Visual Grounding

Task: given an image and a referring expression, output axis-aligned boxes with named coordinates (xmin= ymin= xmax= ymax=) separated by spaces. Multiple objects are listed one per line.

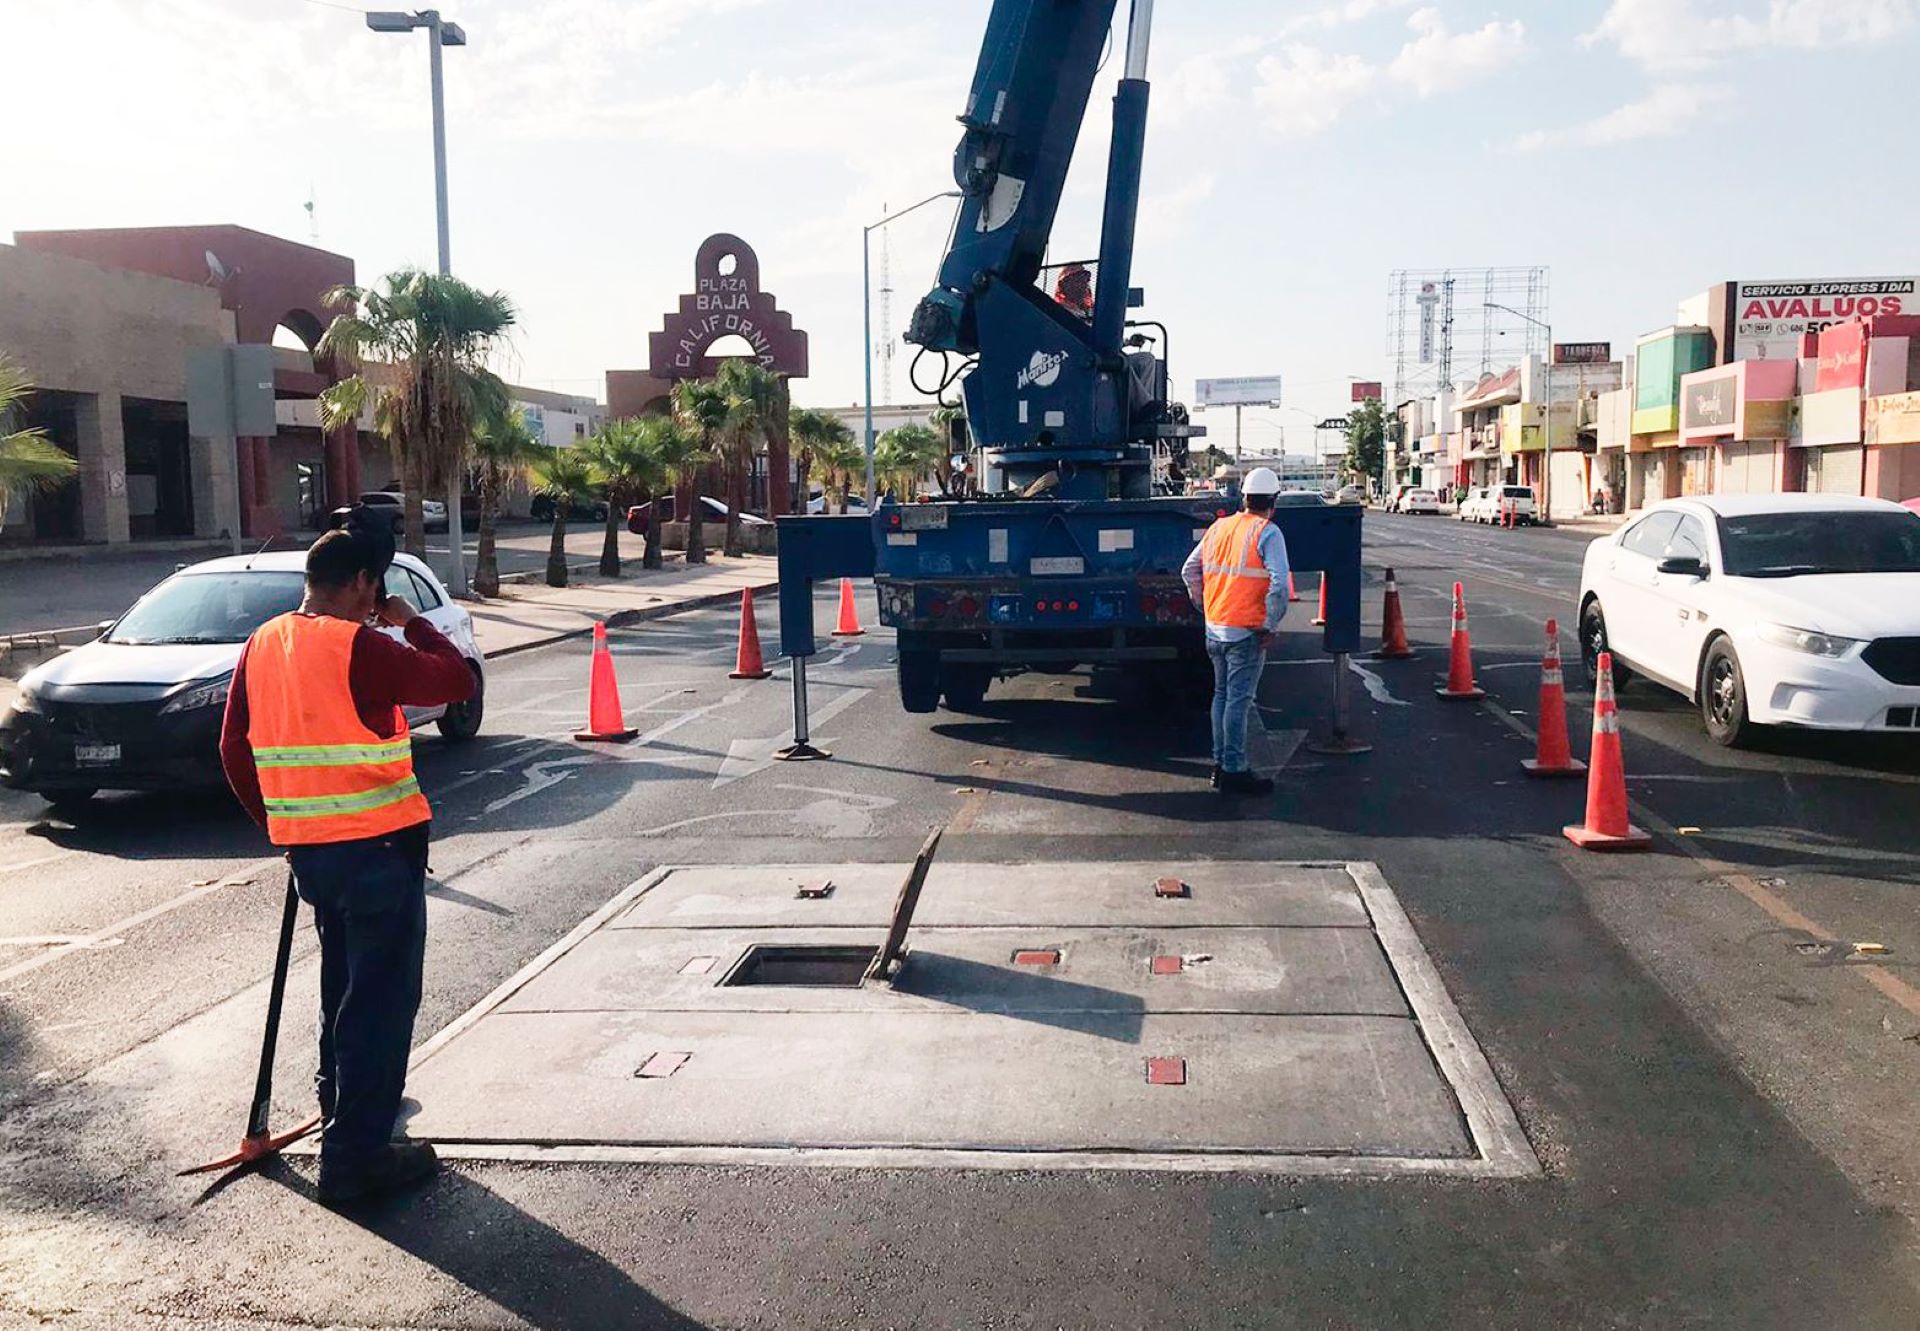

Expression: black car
xmin=529 ymin=494 xmax=610 ymax=523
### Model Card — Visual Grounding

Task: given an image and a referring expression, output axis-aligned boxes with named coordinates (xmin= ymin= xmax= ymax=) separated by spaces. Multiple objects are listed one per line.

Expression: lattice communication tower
xmin=1387 ymin=267 xmax=1549 ymax=406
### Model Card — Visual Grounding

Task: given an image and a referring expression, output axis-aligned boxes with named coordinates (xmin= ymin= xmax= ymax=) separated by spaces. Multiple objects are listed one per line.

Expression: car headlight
xmin=1754 ymin=623 xmax=1864 ymax=658
xmin=159 ymin=675 xmax=232 ymax=714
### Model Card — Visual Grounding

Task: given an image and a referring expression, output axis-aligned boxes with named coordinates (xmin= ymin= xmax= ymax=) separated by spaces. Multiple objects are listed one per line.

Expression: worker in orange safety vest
xmin=1181 ymin=466 xmax=1291 ymax=795
xmin=220 ymin=524 xmax=472 ymax=1205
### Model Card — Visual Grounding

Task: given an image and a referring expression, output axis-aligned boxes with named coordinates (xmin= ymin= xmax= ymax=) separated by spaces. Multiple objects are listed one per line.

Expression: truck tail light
xmin=928 ymin=597 xmax=949 ymax=618
xmin=1140 ymin=592 xmax=1159 ymax=614
xmin=957 ymin=595 xmax=979 ymax=619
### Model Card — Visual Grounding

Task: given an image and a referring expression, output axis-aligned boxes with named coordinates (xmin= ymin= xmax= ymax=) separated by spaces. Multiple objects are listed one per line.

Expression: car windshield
xmin=106 ymin=572 xmax=306 ymax=645
xmin=1717 ymin=511 xmax=1920 ymax=577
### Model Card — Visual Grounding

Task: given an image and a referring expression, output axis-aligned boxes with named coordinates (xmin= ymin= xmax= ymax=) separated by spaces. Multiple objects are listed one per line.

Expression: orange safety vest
xmin=1200 ymin=511 xmax=1274 ymax=630
xmin=245 ymin=613 xmax=431 ymax=847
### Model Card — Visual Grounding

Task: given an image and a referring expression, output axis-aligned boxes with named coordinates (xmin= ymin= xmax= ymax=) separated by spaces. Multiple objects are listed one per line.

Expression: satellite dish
xmin=204 ymin=250 xmax=229 ymax=284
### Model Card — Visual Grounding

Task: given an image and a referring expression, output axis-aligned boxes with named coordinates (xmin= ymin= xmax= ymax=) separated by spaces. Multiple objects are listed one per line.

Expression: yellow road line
xmin=1477 ymin=693 xmax=1920 ymax=1021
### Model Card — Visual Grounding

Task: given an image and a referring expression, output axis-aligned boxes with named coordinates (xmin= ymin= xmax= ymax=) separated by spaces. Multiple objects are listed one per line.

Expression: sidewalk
xmin=470 ymin=555 xmax=778 ymax=657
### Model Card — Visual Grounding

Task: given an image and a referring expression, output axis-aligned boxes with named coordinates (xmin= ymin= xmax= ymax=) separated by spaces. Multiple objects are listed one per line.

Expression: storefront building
xmin=1676 ymin=358 xmax=1796 ymax=495
xmin=1626 ymin=326 xmax=1716 ymax=508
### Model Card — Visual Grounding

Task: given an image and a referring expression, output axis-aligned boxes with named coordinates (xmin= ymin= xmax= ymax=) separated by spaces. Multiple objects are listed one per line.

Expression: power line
xmin=292 ymin=0 xmax=369 ymax=14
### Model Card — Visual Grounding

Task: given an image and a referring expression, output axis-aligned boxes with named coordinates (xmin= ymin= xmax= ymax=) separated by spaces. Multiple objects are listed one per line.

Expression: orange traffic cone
xmin=1564 ymin=652 xmax=1651 ymax=850
xmin=1523 ymin=619 xmax=1585 ymax=778
xmin=831 ymin=577 xmax=865 ymax=637
xmin=1434 ymin=581 xmax=1485 ymax=700
xmin=728 ymin=587 xmax=773 ymax=680
xmin=1311 ymin=573 xmax=1327 ymax=627
xmin=1375 ymin=567 xmax=1415 ymax=660
xmin=575 ymin=621 xmax=638 ymax=742
xmin=1287 ymin=572 xmax=1301 ymax=603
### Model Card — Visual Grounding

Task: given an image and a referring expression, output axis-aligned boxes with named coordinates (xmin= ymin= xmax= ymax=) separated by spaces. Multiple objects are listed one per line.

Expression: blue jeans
xmin=1207 ymin=635 xmax=1266 ymax=774
xmin=289 ymin=822 xmax=430 ymax=1177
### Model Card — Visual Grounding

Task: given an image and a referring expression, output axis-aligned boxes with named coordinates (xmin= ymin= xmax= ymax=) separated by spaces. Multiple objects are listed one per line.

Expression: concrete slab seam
xmin=1343 ymin=862 xmax=1541 ymax=1178
xmin=406 ymin=864 xmax=677 ymax=1072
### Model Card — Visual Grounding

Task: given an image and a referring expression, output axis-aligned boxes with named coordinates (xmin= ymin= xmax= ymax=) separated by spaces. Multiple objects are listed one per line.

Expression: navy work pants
xmin=289 ymin=821 xmax=430 ymax=1177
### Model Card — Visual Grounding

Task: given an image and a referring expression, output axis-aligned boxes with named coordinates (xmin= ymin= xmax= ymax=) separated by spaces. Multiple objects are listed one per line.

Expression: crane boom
xmin=907 ymin=0 xmax=1194 ymax=501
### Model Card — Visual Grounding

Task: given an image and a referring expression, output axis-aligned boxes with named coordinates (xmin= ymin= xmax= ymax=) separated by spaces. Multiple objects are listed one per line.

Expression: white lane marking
xmin=1347 ymin=657 xmax=1411 ymax=708
xmin=0 ymin=853 xmax=70 ymax=876
xmin=0 ymin=861 xmax=276 ymax=985
xmin=0 ymin=935 xmax=124 ymax=950
xmin=431 ymin=735 xmax=550 ymax=798
xmin=713 ymin=686 xmax=871 ymax=788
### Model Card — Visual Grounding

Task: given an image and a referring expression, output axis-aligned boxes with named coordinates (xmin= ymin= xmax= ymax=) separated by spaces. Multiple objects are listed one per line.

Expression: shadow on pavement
xmin=893 ymin=952 xmax=1148 ymax=1041
xmin=272 ymin=1167 xmax=709 ymax=1330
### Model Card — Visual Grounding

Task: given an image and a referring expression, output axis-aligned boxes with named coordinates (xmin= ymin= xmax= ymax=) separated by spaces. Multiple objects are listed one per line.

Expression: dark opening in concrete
xmin=723 ymin=945 xmax=880 ymax=988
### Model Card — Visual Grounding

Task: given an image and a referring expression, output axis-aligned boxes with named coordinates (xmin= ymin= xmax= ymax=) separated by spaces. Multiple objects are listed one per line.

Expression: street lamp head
xmin=440 ymin=21 xmax=467 ymax=45
xmin=365 ymin=11 xmax=420 ymax=32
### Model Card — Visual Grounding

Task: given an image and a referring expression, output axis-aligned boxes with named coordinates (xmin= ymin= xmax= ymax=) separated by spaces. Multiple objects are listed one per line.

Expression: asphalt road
xmin=0 ymin=526 xmax=1915 ymax=1330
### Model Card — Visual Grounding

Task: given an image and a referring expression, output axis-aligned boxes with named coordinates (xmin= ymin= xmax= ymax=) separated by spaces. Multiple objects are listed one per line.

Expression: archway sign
xmin=649 ymin=234 xmax=809 ymax=382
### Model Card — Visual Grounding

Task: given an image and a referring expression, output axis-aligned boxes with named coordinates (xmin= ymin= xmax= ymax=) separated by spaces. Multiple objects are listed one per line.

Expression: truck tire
xmin=941 ymin=663 xmax=991 ymax=712
xmin=897 ymin=638 xmax=941 ymax=714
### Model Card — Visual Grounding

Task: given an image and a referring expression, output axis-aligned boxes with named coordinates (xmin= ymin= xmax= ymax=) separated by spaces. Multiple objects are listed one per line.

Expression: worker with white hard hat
xmin=1181 ymin=465 xmax=1291 ymax=795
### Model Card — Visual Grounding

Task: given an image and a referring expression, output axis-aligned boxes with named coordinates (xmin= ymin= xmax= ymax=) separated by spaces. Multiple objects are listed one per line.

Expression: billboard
xmin=1733 ymin=277 xmax=1919 ymax=361
xmin=1814 ymin=321 xmax=1868 ymax=392
xmin=1680 ymin=368 xmax=1739 ymax=436
xmin=1196 ymin=376 xmax=1283 ymax=407
xmin=1350 ymin=381 xmax=1382 ymax=402
xmin=1553 ymin=342 xmax=1611 ymax=365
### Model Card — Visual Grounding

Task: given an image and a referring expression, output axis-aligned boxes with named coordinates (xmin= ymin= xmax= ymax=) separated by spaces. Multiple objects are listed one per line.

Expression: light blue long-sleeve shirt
xmin=1181 ymin=514 xmax=1291 ymax=643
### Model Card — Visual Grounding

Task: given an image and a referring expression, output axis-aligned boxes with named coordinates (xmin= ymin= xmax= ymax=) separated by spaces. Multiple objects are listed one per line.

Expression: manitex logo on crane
xmin=1017 ymin=348 xmax=1068 ymax=390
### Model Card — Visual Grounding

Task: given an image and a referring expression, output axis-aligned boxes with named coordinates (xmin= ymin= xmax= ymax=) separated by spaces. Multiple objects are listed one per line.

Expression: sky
xmin=7 ymin=0 xmax=1920 ymax=457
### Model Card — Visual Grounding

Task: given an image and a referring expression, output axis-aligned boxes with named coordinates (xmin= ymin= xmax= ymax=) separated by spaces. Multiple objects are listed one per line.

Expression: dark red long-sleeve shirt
xmin=219 ymin=615 xmax=474 ymax=832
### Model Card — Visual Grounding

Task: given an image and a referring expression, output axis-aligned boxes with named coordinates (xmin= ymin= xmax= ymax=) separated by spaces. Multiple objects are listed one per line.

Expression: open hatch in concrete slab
xmin=400 ymin=860 xmax=1539 ymax=1177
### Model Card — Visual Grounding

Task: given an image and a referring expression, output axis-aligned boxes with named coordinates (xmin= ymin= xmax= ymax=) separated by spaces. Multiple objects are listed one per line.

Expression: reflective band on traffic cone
xmin=1434 ymin=581 xmax=1485 ymax=699
xmin=575 ymin=621 xmax=638 ymax=742
xmin=1523 ymin=618 xmax=1585 ymax=778
xmin=1564 ymin=651 xmax=1651 ymax=850
xmin=1311 ymin=573 xmax=1327 ymax=626
xmin=1375 ymin=567 xmax=1416 ymax=660
xmin=728 ymin=587 xmax=773 ymax=680
xmin=1288 ymin=572 xmax=1301 ymax=603
xmin=831 ymin=577 xmax=866 ymax=637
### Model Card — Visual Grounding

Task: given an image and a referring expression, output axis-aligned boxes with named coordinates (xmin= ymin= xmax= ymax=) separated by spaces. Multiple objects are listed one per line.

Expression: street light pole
xmin=1486 ymin=302 xmax=1553 ymax=526
xmin=863 ymin=190 xmax=962 ymax=505
xmin=369 ymin=9 xmax=469 ymax=592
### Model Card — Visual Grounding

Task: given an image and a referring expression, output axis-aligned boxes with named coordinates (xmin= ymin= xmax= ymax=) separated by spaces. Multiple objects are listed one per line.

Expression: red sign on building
xmin=1350 ymin=381 xmax=1382 ymax=402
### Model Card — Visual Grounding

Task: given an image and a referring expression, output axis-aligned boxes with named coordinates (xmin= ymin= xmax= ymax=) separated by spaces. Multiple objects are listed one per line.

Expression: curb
xmin=478 ymin=581 xmax=780 ymax=660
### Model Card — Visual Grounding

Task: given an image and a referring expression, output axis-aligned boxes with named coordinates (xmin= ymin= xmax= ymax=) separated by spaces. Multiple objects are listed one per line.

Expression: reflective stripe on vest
xmin=1200 ymin=512 xmax=1273 ymax=630
xmin=245 ymin=613 xmax=432 ymax=846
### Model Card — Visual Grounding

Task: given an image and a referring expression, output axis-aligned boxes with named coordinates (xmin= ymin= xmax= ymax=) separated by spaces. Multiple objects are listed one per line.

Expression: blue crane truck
xmin=773 ymin=0 xmax=1365 ymax=735
xmin=872 ymin=0 xmax=1218 ymax=712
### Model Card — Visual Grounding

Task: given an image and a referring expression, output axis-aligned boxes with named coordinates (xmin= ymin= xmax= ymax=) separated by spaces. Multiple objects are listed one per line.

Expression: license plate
xmin=74 ymin=743 xmax=120 ymax=767
xmin=900 ymin=505 xmax=949 ymax=531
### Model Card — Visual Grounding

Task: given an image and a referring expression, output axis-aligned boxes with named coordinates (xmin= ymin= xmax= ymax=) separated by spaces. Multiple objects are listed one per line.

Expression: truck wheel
xmin=898 ymin=648 xmax=941 ymax=714
xmin=941 ymin=664 xmax=991 ymax=712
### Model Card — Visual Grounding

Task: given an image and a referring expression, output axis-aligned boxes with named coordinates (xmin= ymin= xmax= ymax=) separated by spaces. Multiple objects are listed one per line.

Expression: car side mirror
xmin=1657 ymin=556 xmax=1708 ymax=579
xmin=96 ymin=620 xmax=115 ymax=638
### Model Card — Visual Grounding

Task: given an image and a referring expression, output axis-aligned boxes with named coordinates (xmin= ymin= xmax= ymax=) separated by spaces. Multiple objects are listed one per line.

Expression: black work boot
xmin=1209 ymin=764 xmax=1223 ymax=789
xmin=318 ymin=1142 xmax=440 ymax=1206
xmin=1217 ymin=769 xmax=1275 ymax=796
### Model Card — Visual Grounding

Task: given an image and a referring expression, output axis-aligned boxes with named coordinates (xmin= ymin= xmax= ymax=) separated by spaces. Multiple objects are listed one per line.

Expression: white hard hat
xmin=1243 ymin=466 xmax=1281 ymax=496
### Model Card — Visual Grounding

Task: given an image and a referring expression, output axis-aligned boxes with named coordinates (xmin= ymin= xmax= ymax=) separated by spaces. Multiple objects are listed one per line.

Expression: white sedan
xmin=1397 ymin=487 xmax=1442 ymax=515
xmin=1576 ymin=494 xmax=1920 ymax=746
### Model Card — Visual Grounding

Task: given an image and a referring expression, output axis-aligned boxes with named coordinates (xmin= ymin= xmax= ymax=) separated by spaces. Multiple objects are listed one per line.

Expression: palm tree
xmin=671 ymin=379 xmax=729 ymax=565
xmin=929 ymin=404 xmax=966 ymax=494
xmin=316 ymin=269 xmax=515 ymax=574
xmin=581 ymin=418 xmax=665 ymax=578
xmin=874 ymin=423 xmax=945 ymax=502
xmin=790 ymin=408 xmax=858 ymax=513
xmin=469 ymin=408 xmax=545 ymax=598
xmin=530 ymin=447 xmax=598 ymax=588
xmin=714 ymin=359 xmax=781 ymax=556
xmin=0 ymin=356 xmax=77 ymax=536
xmin=628 ymin=416 xmax=695 ymax=570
